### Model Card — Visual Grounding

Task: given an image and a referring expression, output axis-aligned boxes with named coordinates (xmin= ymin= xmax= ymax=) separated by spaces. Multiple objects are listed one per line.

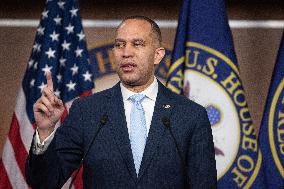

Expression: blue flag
xmin=259 ymin=32 xmax=284 ymax=188
xmin=167 ymin=0 xmax=264 ymax=188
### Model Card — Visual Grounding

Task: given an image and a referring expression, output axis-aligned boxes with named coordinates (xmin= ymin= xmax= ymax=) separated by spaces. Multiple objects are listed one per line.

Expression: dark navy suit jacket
xmin=26 ymin=81 xmax=217 ymax=189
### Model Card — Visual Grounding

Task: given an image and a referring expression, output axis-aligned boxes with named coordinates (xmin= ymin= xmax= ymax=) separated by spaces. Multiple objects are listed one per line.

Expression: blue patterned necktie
xmin=129 ymin=94 xmax=147 ymax=176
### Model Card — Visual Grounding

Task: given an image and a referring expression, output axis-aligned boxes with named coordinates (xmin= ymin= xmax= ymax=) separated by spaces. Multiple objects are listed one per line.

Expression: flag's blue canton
xmin=206 ymin=105 xmax=221 ymax=126
xmin=22 ymin=0 xmax=94 ymax=123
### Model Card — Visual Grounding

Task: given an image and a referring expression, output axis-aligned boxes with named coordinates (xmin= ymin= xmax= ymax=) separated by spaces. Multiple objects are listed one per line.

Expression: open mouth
xmin=120 ymin=63 xmax=136 ymax=72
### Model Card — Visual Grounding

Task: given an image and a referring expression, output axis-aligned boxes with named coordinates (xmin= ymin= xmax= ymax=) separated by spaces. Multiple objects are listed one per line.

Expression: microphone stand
xmin=162 ymin=117 xmax=191 ymax=189
xmin=68 ymin=115 xmax=108 ymax=189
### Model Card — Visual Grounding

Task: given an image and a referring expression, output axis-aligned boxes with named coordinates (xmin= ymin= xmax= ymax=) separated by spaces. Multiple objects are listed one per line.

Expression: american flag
xmin=0 ymin=0 xmax=94 ymax=188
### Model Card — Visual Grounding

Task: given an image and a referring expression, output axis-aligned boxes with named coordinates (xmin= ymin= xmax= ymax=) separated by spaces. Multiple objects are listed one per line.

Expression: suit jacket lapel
xmin=138 ymin=81 xmax=174 ymax=181
xmin=105 ymin=83 xmax=138 ymax=182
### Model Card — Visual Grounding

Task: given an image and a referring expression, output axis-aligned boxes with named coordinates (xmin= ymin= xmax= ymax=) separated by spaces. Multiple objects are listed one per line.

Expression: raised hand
xmin=33 ymin=72 xmax=64 ymax=141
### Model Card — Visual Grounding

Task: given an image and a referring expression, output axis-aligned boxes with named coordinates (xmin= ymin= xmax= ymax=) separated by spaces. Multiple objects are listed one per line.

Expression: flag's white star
xmin=53 ymin=15 xmax=62 ymax=25
xmin=33 ymin=62 xmax=38 ymax=70
xmin=37 ymin=44 xmax=41 ymax=52
xmin=59 ymin=57 xmax=66 ymax=67
xmin=66 ymin=80 xmax=76 ymax=91
xmin=45 ymin=48 xmax=56 ymax=59
xmin=58 ymin=1 xmax=65 ymax=9
xmin=33 ymin=43 xmax=41 ymax=52
xmin=38 ymin=82 xmax=47 ymax=92
xmin=57 ymin=73 xmax=62 ymax=82
xmin=49 ymin=31 xmax=59 ymax=42
xmin=65 ymin=24 xmax=74 ymax=34
xmin=28 ymin=59 xmax=34 ymax=68
xmin=70 ymin=64 xmax=79 ymax=75
xmin=77 ymin=30 xmax=85 ymax=41
xmin=30 ymin=79 xmax=35 ymax=87
xmin=61 ymin=40 xmax=71 ymax=51
xmin=37 ymin=26 xmax=45 ymax=36
xmin=42 ymin=9 xmax=49 ymax=19
xmin=42 ymin=64 xmax=53 ymax=75
xmin=75 ymin=47 xmax=83 ymax=57
xmin=70 ymin=7 xmax=78 ymax=17
xmin=83 ymin=71 xmax=92 ymax=82
xmin=54 ymin=89 xmax=61 ymax=97
xmin=32 ymin=43 xmax=38 ymax=52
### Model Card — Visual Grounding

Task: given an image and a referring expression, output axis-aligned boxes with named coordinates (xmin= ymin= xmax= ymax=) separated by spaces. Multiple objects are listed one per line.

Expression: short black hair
xmin=117 ymin=15 xmax=162 ymax=46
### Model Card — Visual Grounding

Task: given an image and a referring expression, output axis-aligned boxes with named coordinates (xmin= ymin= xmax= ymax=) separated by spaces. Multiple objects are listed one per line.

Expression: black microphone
xmin=162 ymin=117 xmax=191 ymax=189
xmin=68 ymin=114 xmax=108 ymax=189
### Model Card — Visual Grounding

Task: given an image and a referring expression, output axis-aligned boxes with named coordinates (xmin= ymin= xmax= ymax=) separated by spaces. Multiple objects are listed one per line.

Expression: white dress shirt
xmin=120 ymin=77 xmax=158 ymax=136
xmin=33 ymin=78 xmax=158 ymax=154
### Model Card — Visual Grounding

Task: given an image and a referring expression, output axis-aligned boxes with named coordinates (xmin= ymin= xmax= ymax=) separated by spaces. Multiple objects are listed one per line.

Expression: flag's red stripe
xmin=8 ymin=113 xmax=29 ymax=182
xmin=32 ymin=123 xmax=37 ymax=130
xmin=80 ymin=90 xmax=92 ymax=97
xmin=0 ymin=160 xmax=13 ymax=189
xmin=61 ymin=106 xmax=69 ymax=123
xmin=74 ymin=168 xmax=83 ymax=189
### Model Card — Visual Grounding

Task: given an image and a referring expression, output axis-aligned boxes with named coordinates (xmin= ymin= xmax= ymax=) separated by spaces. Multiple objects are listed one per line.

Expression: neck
xmin=122 ymin=77 xmax=155 ymax=93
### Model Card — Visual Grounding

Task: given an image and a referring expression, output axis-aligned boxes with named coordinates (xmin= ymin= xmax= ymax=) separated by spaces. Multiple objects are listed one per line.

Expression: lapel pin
xmin=163 ymin=104 xmax=171 ymax=109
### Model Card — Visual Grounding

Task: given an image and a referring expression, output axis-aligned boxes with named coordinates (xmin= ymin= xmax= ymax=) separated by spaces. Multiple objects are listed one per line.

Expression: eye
xmin=133 ymin=40 xmax=145 ymax=47
xmin=114 ymin=42 xmax=125 ymax=49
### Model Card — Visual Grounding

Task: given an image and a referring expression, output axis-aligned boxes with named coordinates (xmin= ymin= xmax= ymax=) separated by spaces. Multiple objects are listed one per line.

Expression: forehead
xmin=116 ymin=19 xmax=152 ymax=40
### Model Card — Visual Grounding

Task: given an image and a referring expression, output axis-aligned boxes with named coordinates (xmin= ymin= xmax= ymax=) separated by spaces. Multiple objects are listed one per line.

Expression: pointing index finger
xmin=46 ymin=71 xmax=54 ymax=92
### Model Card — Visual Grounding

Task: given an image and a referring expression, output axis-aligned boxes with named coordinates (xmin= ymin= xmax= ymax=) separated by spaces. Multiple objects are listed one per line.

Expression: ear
xmin=154 ymin=47 xmax=166 ymax=65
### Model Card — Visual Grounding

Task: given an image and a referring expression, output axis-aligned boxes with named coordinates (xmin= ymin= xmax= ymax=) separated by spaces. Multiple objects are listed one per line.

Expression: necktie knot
xmin=129 ymin=94 xmax=145 ymax=110
xmin=129 ymin=94 xmax=146 ymax=103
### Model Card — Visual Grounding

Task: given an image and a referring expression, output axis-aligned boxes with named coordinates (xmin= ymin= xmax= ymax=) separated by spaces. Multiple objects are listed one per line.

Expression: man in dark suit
xmin=26 ymin=16 xmax=217 ymax=189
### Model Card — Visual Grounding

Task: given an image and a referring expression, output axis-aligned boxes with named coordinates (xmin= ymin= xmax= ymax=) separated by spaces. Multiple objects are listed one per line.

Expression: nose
xmin=122 ymin=43 xmax=134 ymax=58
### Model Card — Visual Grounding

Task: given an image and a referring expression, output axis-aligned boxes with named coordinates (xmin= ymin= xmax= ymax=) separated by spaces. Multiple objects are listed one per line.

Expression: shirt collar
xmin=120 ymin=77 xmax=158 ymax=101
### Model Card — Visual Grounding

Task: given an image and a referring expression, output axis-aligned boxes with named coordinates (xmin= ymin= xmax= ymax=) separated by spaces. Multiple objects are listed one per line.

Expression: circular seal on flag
xmin=268 ymin=79 xmax=284 ymax=178
xmin=181 ymin=42 xmax=261 ymax=187
xmin=184 ymin=70 xmax=240 ymax=179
